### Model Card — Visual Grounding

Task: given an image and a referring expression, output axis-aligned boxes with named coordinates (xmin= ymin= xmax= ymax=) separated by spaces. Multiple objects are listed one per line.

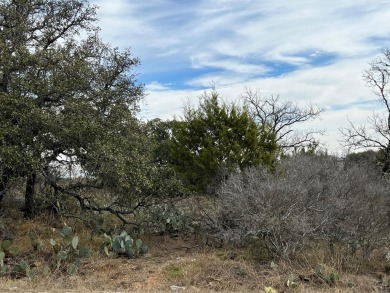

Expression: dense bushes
xmin=207 ymin=154 xmax=390 ymax=258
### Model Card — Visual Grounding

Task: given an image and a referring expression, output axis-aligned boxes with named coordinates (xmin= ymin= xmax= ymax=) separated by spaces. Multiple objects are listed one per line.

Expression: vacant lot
xmin=0 ymin=216 xmax=388 ymax=293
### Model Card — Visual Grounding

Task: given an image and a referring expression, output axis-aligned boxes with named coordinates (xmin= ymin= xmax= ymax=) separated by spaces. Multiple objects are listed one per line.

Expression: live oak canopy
xmin=0 ymin=0 xmax=158 ymax=218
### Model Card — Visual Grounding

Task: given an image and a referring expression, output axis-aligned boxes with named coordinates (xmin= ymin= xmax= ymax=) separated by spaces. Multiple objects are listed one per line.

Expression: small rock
xmin=170 ymin=285 xmax=186 ymax=291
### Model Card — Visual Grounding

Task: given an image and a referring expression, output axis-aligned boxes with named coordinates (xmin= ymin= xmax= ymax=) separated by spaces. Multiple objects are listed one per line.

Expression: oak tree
xmin=342 ymin=49 xmax=390 ymax=174
xmin=0 ymin=0 xmax=144 ymax=217
xmin=242 ymin=88 xmax=323 ymax=152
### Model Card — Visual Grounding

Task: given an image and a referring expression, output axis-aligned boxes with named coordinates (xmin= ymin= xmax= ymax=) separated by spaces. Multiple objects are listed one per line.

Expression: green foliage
xmin=0 ymin=252 xmax=5 ymax=277
xmin=0 ymin=0 xmax=144 ymax=215
xmin=1 ymin=224 xmax=91 ymax=279
xmin=0 ymin=240 xmax=18 ymax=258
xmin=0 ymin=239 xmax=35 ymax=279
xmin=385 ymin=264 xmax=390 ymax=274
xmin=164 ymin=90 xmax=278 ymax=193
xmin=28 ymin=231 xmax=41 ymax=252
xmin=0 ymin=0 xmax=189 ymax=221
xmin=11 ymin=261 xmax=36 ymax=280
xmin=165 ymin=264 xmax=184 ymax=278
xmin=314 ymin=265 xmax=339 ymax=286
xmin=385 ymin=251 xmax=390 ymax=274
xmin=102 ymin=230 xmax=148 ymax=258
xmin=134 ymin=203 xmax=191 ymax=236
xmin=345 ymin=149 xmax=384 ymax=167
xmin=48 ymin=224 xmax=89 ymax=275
xmin=292 ymin=140 xmax=321 ymax=156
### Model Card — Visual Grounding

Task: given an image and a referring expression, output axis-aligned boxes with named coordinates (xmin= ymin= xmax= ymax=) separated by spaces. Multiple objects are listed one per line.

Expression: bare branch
xmin=205 ymin=155 xmax=390 ymax=258
xmin=343 ymin=49 xmax=390 ymax=173
xmin=241 ymin=88 xmax=323 ymax=150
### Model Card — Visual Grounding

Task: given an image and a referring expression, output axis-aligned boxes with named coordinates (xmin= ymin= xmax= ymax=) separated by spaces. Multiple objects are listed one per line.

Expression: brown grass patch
xmin=1 ymin=216 xmax=389 ymax=292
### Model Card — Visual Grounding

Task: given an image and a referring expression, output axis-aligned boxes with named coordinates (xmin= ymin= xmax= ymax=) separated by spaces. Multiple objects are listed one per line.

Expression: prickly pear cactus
xmin=48 ymin=224 xmax=89 ymax=275
xmin=102 ymin=230 xmax=148 ymax=259
xmin=0 ymin=240 xmax=18 ymax=257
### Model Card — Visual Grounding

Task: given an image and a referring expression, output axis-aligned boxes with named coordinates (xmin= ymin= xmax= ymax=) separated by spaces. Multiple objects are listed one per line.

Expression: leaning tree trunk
xmin=24 ymin=173 xmax=36 ymax=218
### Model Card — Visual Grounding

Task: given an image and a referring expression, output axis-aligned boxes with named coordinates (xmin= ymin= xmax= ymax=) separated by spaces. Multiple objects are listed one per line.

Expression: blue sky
xmin=92 ymin=0 xmax=390 ymax=153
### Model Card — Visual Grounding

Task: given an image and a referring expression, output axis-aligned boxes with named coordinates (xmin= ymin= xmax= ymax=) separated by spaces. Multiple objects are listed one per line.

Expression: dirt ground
xmin=0 ymin=234 xmax=388 ymax=293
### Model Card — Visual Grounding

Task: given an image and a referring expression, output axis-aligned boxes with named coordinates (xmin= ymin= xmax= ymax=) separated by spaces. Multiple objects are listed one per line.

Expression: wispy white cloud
xmin=190 ymin=53 xmax=268 ymax=74
xmin=145 ymin=81 xmax=173 ymax=92
xmin=92 ymin=0 xmax=390 ymax=152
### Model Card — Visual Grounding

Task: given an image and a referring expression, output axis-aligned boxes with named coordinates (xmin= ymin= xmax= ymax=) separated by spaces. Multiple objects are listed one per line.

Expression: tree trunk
xmin=24 ymin=173 xmax=36 ymax=218
xmin=0 ymin=169 xmax=11 ymax=208
xmin=382 ymin=144 xmax=390 ymax=174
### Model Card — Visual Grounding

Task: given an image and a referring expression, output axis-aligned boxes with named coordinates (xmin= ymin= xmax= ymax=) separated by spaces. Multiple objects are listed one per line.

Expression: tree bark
xmin=383 ymin=145 xmax=390 ymax=174
xmin=0 ymin=169 xmax=11 ymax=208
xmin=24 ymin=173 xmax=36 ymax=218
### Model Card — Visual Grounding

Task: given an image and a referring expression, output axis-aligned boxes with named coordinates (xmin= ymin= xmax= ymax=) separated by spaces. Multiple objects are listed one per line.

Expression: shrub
xmin=206 ymin=154 xmax=390 ymax=258
xmin=133 ymin=203 xmax=190 ymax=236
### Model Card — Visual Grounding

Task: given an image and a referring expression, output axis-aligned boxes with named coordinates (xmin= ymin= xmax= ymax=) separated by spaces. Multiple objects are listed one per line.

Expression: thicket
xmin=205 ymin=154 xmax=390 ymax=258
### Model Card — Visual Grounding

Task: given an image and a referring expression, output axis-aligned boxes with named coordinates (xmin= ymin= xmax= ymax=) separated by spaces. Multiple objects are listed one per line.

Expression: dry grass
xmin=1 ymin=215 xmax=389 ymax=292
xmin=1 ymin=248 xmax=387 ymax=293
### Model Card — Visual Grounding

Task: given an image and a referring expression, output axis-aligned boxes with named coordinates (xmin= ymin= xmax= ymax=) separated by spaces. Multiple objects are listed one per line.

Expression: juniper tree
xmin=165 ymin=90 xmax=278 ymax=193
